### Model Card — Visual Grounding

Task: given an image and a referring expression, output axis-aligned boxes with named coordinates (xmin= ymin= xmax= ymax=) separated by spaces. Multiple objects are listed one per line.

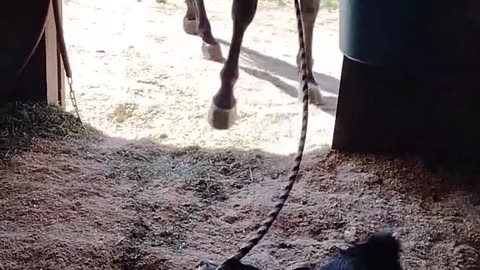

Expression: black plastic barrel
xmin=339 ymin=0 xmax=425 ymax=67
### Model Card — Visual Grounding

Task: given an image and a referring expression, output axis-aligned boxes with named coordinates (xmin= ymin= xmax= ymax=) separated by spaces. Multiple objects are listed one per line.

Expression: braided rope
xmin=218 ymin=0 xmax=310 ymax=266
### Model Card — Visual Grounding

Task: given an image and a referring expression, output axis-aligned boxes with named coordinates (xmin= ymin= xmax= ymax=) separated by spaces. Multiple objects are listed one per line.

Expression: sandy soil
xmin=1 ymin=0 xmax=480 ymax=270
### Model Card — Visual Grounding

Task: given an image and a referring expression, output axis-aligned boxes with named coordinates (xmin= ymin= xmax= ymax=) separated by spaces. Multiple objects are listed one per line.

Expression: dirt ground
xmin=1 ymin=104 xmax=480 ymax=270
xmin=1 ymin=0 xmax=480 ymax=269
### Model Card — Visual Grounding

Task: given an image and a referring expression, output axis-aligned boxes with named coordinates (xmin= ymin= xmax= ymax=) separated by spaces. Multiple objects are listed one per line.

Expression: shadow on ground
xmin=216 ymin=38 xmax=339 ymax=116
xmin=216 ymin=39 xmax=340 ymax=96
xmin=1 ymin=103 xmax=480 ymax=270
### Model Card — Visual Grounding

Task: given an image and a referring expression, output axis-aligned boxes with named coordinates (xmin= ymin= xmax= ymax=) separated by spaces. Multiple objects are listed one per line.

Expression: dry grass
xmin=0 ymin=102 xmax=99 ymax=161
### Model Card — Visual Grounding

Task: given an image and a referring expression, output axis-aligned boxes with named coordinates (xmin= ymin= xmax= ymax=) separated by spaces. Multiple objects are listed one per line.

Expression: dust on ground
xmin=1 ymin=0 xmax=480 ymax=269
xmin=1 ymin=104 xmax=480 ymax=270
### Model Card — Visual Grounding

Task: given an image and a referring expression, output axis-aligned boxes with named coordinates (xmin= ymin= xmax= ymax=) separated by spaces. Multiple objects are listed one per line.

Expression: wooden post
xmin=44 ymin=0 xmax=65 ymax=109
xmin=56 ymin=0 xmax=66 ymax=109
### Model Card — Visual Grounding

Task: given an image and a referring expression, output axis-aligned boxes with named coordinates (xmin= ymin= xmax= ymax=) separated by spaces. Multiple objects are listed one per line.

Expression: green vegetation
xmin=273 ymin=0 xmax=339 ymax=11
xmin=323 ymin=0 xmax=339 ymax=11
xmin=154 ymin=0 xmax=339 ymax=11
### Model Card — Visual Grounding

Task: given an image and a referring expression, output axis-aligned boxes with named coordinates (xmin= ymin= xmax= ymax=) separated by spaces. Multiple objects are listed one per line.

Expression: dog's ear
xmin=196 ymin=260 xmax=219 ymax=270
xmin=287 ymin=262 xmax=315 ymax=270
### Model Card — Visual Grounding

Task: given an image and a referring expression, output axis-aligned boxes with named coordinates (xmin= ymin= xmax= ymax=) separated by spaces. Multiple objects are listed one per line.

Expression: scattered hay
xmin=0 ymin=102 xmax=100 ymax=161
xmin=169 ymin=148 xmax=270 ymax=202
xmin=183 ymin=174 xmax=228 ymax=201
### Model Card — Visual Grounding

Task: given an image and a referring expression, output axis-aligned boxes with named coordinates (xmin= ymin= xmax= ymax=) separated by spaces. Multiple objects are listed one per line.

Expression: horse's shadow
xmin=216 ymin=38 xmax=339 ymax=115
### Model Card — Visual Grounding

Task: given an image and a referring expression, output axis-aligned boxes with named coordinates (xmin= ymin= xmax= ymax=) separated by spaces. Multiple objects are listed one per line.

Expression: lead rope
xmin=52 ymin=0 xmax=83 ymax=125
xmin=215 ymin=0 xmax=310 ymax=268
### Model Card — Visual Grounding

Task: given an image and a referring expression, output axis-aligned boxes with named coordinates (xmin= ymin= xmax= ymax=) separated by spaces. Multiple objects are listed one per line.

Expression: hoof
xmin=308 ymin=82 xmax=325 ymax=105
xmin=201 ymin=42 xmax=224 ymax=63
xmin=183 ymin=17 xmax=198 ymax=35
xmin=208 ymin=101 xmax=237 ymax=130
xmin=297 ymin=82 xmax=325 ymax=105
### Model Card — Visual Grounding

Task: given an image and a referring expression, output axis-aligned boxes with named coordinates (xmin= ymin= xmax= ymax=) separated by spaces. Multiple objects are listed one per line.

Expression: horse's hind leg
xmin=183 ymin=0 xmax=223 ymax=62
xmin=183 ymin=0 xmax=199 ymax=35
xmin=296 ymin=0 xmax=325 ymax=105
